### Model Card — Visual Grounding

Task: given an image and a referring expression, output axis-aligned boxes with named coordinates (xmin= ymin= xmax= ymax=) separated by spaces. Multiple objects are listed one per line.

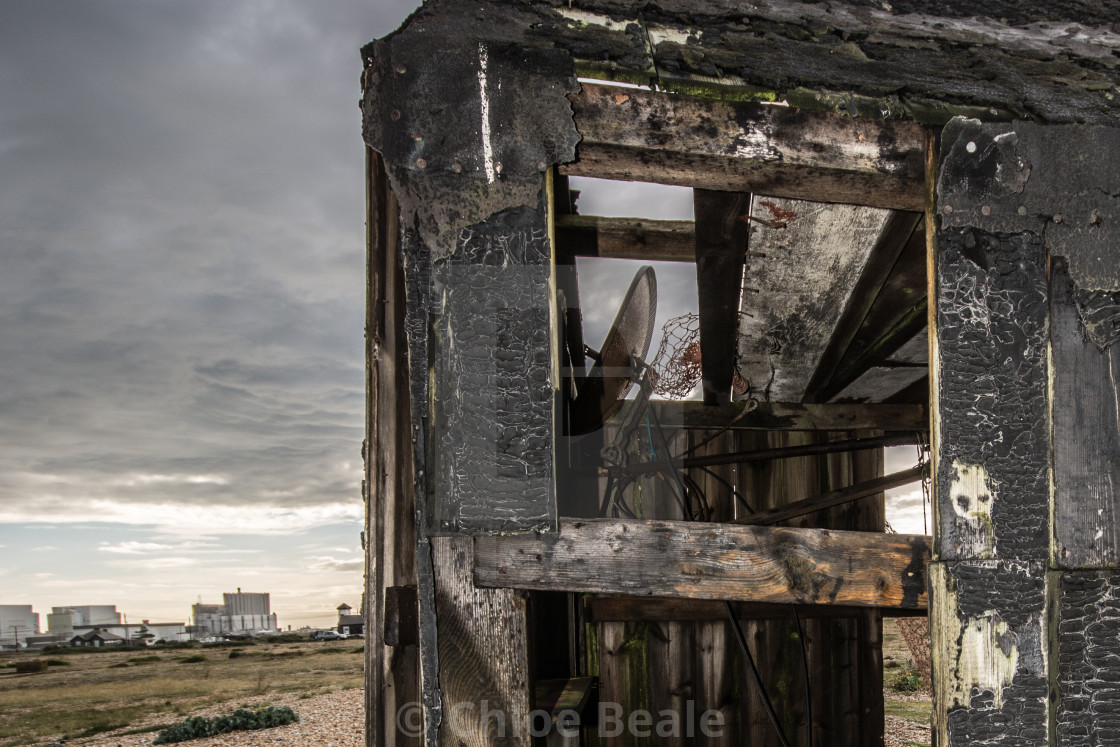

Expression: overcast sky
xmin=0 ymin=0 xmax=927 ymax=634
xmin=0 ymin=0 xmax=427 ymax=630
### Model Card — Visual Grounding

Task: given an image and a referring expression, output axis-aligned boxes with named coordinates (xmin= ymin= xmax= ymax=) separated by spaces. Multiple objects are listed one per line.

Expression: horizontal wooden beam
xmin=564 ymin=83 xmax=927 ymax=211
xmin=734 ymin=465 xmax=926 ymax=526
xmin=584 ymin=597 xmax=928 ymax=622
xmin=474 ymin=518 xmax=930 ymax=609
xmin=629 ymin=400 xmax=929 ymax=431
xmin=614 ymin=432 xmax=918 ymax=475
xmin=555 ymin=214 xmax=694 ymax=262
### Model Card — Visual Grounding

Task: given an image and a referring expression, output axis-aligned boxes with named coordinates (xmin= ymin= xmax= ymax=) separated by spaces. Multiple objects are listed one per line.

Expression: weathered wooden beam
xmin=365 ymin=148 xmax=419 ymax=747
xmin=734 ymin=465 xmax=925 ymax=526
xmin=803 ymin=211 xmax=923 ymax=403
xmin=564 ymin=83 xmax=927 ymax=211
xmin=433 ymin=536 xmax=533 ymax=744
xmin=736 ymin=198 xmax=893 ymax=401
xmin=632 ymin=400 xmax=929 ymax=431
xmin=555 ymin=214 xmax=694 ymax=262
xmin=584 ymin=597 xmax=928 ymax=622
xmin=474 ymin=518 xmax=930 ymax=609
xmin=694 ymin=190 xmax=750 ymax=406
xmin=816 ymin=214 xmax=929 ymax=402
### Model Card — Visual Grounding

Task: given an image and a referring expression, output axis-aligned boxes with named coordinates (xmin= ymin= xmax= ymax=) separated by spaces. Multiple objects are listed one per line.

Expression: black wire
xmin=698 ymin=466 xmax=755 ymax=515
xmin=680 ymin=472 xmax=711 ymax=522
xmin=792 ymin=606 xmax=813 ymax=747
xmin=725 ymin=601 xmax=793 ymax=747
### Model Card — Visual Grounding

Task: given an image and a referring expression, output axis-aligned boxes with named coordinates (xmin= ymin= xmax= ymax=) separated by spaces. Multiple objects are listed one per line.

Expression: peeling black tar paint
xmin=1057 ymin=571 xmax=1120 ymax=746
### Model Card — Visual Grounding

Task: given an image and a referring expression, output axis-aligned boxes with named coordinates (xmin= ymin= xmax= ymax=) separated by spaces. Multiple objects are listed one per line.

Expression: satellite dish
xmin=567 ymin=265 xmax=658 ymax=435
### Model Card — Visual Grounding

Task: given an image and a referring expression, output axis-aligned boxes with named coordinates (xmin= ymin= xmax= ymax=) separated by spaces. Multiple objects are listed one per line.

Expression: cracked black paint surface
xmin=1057 ymin=571 xmax=1120 ymax=746
xmin=934 ymin=227 xmax=1050 ymax=560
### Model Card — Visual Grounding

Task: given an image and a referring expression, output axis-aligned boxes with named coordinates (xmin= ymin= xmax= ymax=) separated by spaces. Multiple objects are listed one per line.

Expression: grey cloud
xmin=0 ymin=0 xmax=423 ymax=520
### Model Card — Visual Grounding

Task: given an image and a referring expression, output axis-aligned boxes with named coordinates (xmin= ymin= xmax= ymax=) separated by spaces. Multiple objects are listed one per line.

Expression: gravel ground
xmin=75 ymin=689 xmax=363 ymax=747
xmin=69 ymin=686 xmax=929 ymax=747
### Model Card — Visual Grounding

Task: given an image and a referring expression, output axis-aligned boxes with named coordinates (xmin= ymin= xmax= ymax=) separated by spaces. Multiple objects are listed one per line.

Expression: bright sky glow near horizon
xmin=0 ymin=1 xmax=927 ymax=634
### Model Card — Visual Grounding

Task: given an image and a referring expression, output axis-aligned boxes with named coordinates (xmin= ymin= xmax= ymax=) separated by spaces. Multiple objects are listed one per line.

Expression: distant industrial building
xmin=190 ymin=589 xmax=278 ymax=637
xmin=47 ymin=605 xmax=122 ymax=635
xmin=0 ymin=605 xmax=40 ymax=649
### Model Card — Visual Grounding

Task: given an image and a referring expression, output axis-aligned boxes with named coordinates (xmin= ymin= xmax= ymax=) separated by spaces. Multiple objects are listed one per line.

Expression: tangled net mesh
xmin=647 ymin=313 xmax=750 ymax=399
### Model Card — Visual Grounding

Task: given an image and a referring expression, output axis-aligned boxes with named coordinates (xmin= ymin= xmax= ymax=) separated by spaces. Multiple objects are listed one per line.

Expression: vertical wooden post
xmin=930 ymin=119 xmax=1054 ymax=745
xmin=366 ymin=147 xmax=420 ymax=746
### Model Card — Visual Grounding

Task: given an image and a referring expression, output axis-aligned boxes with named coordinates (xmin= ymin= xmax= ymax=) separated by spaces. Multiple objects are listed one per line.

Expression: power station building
xmin=190 ymin=589 xmax=277 ymax=636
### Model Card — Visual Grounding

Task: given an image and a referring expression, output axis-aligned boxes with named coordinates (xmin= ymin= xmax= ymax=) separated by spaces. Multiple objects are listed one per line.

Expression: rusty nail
xmin=981 ymin=205 xmax=991 ymax=216
xmin=393 ymin=63 xmax=407 ymax=74
xmin=411 ymin=133 xmax=422 ymax=141
xmin=1018 ymin=205 xmax=1027 ymax=215
xmin=389 ymin=109 xmax=401 ymax=121
xmin=1054 ymin=213 xmax=1064 ymax=224
xmin=415 ymin=158 xmax=427 ymax=169
xmin=944 ymin=205 xmax=953 ymax=213
xmin=966 ymin=141 xmax=977 ymax=153
xmin=537 ymin=161 xmax=547 ymax=171
xmin=494 ymin=161 xmax=503 ymax=174
xmin=451 ymin=162 xmax=462 ymax=173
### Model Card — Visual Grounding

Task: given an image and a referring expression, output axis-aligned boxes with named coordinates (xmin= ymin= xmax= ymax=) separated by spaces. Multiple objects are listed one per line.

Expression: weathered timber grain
xmin=694 ymin=190 xmax=751 ymax=406
xmin=432 ymin=536 xmax=533 ymax=745
xmin=365 ymin=149 xmax=419 ymax=747
xmin=814 ymin=215 xmax=930 ymax=403
xmin=803 ymin=211 xmax=924 ymax=403
xmin=474 ymin=519 xmax=930 ymax=609
xmin=633 ymin=400 xmax=928 ymax=431
xmin=737 ymin=197 xmax=893 ymax=401
xmin=1051 ymin=260 xmax=1120 ymax=569
xmin=555 ymin=214 xmax=695 ymax=262
xmin=585 ymin=598 xmax=927 ymax=622
xmin=566 ymin=83 xmax=926 ymax=210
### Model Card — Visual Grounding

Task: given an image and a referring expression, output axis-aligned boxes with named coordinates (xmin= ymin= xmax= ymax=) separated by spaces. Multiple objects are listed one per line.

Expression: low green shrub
xmin=152 ymin=706 xmax=299 ymax=744
xmin=266 ymin=633 xmax=306 ymax=643
xmin=15 ymin=660 xmax=48 ymax=674
xmin=128 ymin=655 xmax=161 ymax=663
xmin=891 ymin=669 xmax=924 ymax=693
xmin=110 ymin=662 xmax=131 ymax=668
xmin=177 ymin=654 xmax=206 ymax=664
xmin=43 ymin=658 xmax=70 ymax=666
xmin=228 ymin=650 xmax=242 ymax=659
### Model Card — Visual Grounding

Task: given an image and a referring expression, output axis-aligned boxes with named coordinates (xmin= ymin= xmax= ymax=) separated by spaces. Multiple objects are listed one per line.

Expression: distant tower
xmin=336 ymin=603 xmax=351 ymax=622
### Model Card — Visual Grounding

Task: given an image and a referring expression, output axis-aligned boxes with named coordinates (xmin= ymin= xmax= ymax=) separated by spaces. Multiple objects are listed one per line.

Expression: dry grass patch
xmin=0 ymin=640 xmax=361 ymax=746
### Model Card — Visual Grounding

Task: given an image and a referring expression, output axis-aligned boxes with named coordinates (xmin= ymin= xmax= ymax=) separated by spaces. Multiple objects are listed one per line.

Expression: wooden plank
xmin=432 ymin=536 xmax=533 ymax=745
xmin=803 ymin=211 xmax=923 ymax=402
xmin=585 ymin=598 xmax=927 ymax=622
xmin=555 ymin=214 xmax=694 ymax=262
xmin=816 ymin=218 xmax=929 ymax=403
xmin=634 ymin=400 xmax=928 ymax=431
xmin=564 ymin=83 xmax=926 ymax=212
xmin=694 ymin=190 xmax=751 ymax=406
xmin=1051 ymin=261 xmax=1120 ymax=568
xmin=830 ymin=366 xmax=929 ymax=403
xmin=736 ymin=198 xmax=892 ymax=401
xmin=474 ymin=518 xmax=931 ymax=609
xmin=733 ymin=465 xmax=925 ymax=526
xmin=365 ymin=148 xmax=420 ymax=747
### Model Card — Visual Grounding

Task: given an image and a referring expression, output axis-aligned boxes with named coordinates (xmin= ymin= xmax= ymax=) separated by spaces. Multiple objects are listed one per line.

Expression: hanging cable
xmin=792 ymin=606 xmax=813 ymax=747
xmin=725 ymin=601 xmax=793 ymax=747
xmin=698 ymin=466 xmax=755 ymax=515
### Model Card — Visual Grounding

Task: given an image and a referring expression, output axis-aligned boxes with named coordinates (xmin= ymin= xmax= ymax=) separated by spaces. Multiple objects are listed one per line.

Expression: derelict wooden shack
xmin=361 ymin=1 xmax=1120 ymax=744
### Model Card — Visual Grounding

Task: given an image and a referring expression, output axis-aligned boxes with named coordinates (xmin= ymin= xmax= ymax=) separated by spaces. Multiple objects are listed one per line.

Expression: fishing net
xmin=648 ymin=313 xmax=751 ymax=399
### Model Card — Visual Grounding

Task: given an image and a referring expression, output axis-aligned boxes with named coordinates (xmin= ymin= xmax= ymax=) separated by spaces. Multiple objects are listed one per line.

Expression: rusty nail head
xmin=389 ymin=109 xmax=401 ymax=121
xmin=451 ymin=162 xmax=462 ymax=173
xmin=495 ymin=161 xmax=503 ymax=174
xmin=1018 ymin=205 xmax=1027 ymax=215
xmin=394 ymin=63 xmax=407 ymax=74
xmin=1054 ymin=213 xmax=1064 ymax=223
xmin=416 ymin=158 xmax=427 ymax=169
xmin=966 ymin=141 xmax=977 ymax=153
xmin=411 ymin=132 xmax=422 ymax=141
xmin=944 ymin=205 xmax=953 ymax=213
xmin=981 ymin=205 xmax=991 ymax=216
